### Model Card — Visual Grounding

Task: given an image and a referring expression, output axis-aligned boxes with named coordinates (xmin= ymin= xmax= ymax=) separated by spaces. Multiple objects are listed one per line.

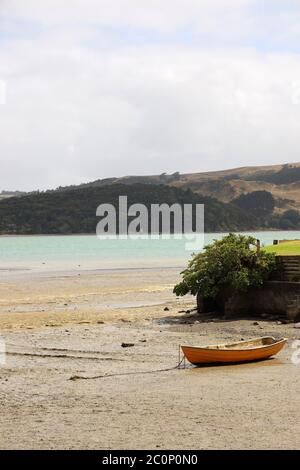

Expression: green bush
xmin=173 ymin=233 xmax=277 ymax=300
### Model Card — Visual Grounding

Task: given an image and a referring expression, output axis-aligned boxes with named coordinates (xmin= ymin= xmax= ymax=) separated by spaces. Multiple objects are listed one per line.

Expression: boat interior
xmin=195 ymin=337 xmax=285 ymax=351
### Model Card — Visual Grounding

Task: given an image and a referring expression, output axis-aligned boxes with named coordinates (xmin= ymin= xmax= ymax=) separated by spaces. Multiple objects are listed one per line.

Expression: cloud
xmin=1 ymin=1 xmax=252 ymax=31
xmin=0 ymin=1 xmax=300 ymax=191
xmin=2 ymin=0 xmax=300 ymax=46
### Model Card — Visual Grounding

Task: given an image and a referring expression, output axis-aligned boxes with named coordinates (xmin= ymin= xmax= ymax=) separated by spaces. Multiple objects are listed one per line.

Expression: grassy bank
xmin=263 ymin=240 xmax=300 ymax=255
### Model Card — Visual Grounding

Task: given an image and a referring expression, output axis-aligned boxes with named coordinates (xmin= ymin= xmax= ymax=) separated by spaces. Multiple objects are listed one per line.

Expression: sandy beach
xmin=0 ymin=266 xmax=300 ymax=450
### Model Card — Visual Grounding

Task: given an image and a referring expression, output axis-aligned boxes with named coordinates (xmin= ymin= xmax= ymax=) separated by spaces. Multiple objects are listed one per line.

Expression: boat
xmin=181 ymin=336 xmax=287 ymax=366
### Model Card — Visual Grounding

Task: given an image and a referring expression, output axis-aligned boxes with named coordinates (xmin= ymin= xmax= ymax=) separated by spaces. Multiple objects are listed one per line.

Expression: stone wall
xmin=197 ymin=281 xmax=300 ymax=321
xmin=225 ymin=282 xmax=300 ymax=321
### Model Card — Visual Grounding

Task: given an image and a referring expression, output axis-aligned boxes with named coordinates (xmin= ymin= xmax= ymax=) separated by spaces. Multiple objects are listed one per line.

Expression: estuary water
xmin=0 ymin=231 xmax=299 ymax=273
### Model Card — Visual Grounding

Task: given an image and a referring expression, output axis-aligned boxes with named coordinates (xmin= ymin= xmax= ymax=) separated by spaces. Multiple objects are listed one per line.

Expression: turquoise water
xmin=0 ymin=231 xmax=300 ymax=271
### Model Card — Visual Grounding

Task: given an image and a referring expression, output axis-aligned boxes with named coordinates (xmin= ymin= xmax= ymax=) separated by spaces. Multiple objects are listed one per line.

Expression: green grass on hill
xmin=263 ymin=240 xmax=300 ymax=256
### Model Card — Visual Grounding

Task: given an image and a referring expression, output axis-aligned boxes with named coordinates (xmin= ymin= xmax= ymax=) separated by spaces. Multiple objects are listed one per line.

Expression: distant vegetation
xmin=246 ymin=164 xmax=300 ymax=185
xmin=0 ymin=183 xmax=256 ymax=235
xmin=231 ymin=190 xmax=300 ymax=229
xmin=232 ymin=190 xmax=275 ymax=218
xmin=267 ymin=210 xmax=300 ymax=230
xmin=1 ymin=163 xmax=300 ymax=234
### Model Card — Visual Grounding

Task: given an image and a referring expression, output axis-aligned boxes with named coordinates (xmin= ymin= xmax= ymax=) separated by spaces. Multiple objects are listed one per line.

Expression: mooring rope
xmin=69 ymin=353 xmax=186 ymax=381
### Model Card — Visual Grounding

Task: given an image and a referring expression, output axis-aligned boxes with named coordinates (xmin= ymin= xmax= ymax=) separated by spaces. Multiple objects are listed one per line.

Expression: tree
xmin=232 ymin=191 xmax=275 ymax=218
xmin=173 ymin=233 xmax=277 ymax=300
xmin=280 ymin=210 xmax=300 ymax=229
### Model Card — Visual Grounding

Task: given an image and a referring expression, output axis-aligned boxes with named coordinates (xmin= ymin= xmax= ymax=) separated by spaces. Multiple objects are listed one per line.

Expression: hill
xmin=1 ymin=162 xmax=300 ymax=233
xmin=51 ymin=162 xmax=300 ymax=215
xmin=0 ymin=190 xmax=26 ymax=201
xmin=0 ymin=183 xmax=256 ymax=235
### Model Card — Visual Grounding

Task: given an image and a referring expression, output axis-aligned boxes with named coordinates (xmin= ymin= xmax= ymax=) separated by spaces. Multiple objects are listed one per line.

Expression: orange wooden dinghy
xmin=181 ymin=336 xmax=287 ymax=365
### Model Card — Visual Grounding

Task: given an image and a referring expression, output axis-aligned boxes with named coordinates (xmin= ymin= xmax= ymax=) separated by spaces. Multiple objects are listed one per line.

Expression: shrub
xmin=173 ymin=233 xmax=277 ymax=300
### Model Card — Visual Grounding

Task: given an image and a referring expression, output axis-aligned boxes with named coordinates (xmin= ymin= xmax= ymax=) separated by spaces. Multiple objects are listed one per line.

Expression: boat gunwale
xmin=181 ymin=336 xmax=287 ymax=353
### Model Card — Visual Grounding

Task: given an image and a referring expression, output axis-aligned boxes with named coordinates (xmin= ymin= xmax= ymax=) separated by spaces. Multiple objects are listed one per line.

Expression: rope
xmin=69 ymin=352 xmax=186 ymax=381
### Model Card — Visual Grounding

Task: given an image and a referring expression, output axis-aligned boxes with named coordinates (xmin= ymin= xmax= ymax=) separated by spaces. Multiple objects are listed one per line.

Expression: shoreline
xmin=1 ymin=229 xmax=300 ymax=238
xmin=0 ymin=266 xmax=189 ymax=331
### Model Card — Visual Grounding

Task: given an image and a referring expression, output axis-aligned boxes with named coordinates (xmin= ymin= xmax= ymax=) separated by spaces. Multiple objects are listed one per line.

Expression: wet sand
xmin=0 ymin=267 xmax=300 ymax=449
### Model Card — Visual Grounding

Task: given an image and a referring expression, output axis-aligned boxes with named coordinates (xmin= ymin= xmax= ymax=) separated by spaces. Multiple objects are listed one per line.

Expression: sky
xmin=0 ymin=0 xmax=300 ymax=191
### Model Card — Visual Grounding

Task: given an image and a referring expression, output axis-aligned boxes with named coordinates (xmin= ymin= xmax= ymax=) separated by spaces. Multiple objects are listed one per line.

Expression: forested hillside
xmin=1 ymin=163 xmax=300 ymax=234
xmin=0 ymin=183 xmax=256 ymax=234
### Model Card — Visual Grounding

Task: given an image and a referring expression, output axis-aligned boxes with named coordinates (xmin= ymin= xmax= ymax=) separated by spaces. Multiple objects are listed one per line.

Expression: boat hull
xmin=181 ymin=337 xmax=287 ymax=365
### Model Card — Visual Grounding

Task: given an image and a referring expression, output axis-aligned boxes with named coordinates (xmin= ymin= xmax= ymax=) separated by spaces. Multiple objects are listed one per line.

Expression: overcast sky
xmin=0 ymin=0 xmax=300 ymax=191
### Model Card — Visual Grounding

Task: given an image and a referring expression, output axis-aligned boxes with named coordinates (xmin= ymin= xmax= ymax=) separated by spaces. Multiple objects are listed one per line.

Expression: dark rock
xmin=281 ymin=319 xmax=293 ymax=325
xmin=163 ymin=307 xmax=169 ymax=311
xmin=253 ymin=321 xmax=259 ymax=326
xmin=121 ymin=343 xmax=135 ymax=348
